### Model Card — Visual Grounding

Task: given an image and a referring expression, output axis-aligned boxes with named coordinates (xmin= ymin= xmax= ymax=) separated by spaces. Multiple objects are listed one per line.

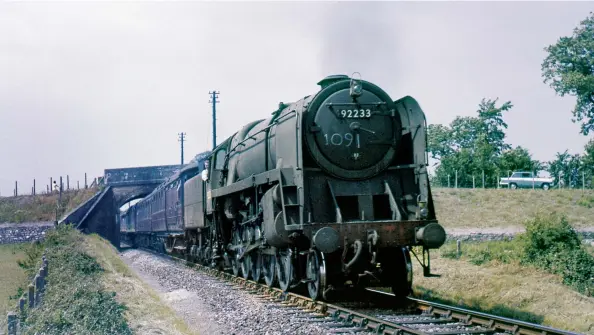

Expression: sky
xmin=0 ymin=1 xmax=593 ymax=196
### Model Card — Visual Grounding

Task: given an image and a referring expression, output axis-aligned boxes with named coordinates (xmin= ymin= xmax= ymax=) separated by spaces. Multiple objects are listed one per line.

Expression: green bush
xmin=521 ymin=213 xmax=594 ymax=296
xmin=18 ymin=225 xmax=132 ymax=335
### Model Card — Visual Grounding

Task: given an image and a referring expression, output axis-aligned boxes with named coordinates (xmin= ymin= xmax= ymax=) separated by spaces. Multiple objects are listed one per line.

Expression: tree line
xmin=427 ymin=12 xmax=594 ymax=189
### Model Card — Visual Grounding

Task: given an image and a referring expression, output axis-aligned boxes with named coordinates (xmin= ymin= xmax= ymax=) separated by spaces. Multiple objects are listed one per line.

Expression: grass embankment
xmin=411 ymin=212 xmax=594 ymax=334
xmin=432 ymin=187 xmax=594 ymax=229
xmin=0 ymin=188 xmax=98 ymax=223
xmin=10 ymin=225 xmax=195 ymax=335
xmin=0 ymin=244 xmax=28 ymax=323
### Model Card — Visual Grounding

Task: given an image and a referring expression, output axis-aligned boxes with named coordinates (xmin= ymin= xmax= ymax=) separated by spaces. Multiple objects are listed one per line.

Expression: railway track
xmin=133 ymin=247 xmax=581 ymax=335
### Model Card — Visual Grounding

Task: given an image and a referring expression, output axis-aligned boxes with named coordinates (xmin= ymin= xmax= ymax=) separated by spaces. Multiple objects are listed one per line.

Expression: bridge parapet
xmin=104 ymin=165 xmax=181 ymax=186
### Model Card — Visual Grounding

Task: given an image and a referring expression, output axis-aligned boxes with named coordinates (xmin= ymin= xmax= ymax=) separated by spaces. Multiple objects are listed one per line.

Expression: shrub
xmin=521 ymin=213 xmax=594 ymax=296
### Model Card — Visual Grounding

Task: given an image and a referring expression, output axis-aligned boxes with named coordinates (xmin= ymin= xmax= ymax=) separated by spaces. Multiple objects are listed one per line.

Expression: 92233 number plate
xmin=339 ymin=108 xmax=374 ymax=119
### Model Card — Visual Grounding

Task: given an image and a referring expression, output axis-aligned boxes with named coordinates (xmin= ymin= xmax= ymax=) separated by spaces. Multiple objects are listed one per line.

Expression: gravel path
xmin=120 ymin=249 xmax=368 ymax=335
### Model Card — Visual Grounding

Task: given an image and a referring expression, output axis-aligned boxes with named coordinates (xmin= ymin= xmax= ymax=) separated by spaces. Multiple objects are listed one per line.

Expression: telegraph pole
xmin=178 ymin=132 xmax=186 ymax=165
xmin=209 ymin=91 xmax=219 ymax=149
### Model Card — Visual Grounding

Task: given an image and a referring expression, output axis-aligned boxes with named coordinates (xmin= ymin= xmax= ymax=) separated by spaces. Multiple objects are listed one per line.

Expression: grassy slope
xmin=7 ymin=226 xmax=194 ymax=335
xmin=0 ymin=244 xmax=28 ymax=323
xmin=0 ymin=188 xmax=98 ymax=223
xmin=411 ymin=253 xmax=594 ymax=334
xmin=84 ymin=234 xmax=196 ymax=335
xmin=432 ymin=187 xmax=594 ymax=229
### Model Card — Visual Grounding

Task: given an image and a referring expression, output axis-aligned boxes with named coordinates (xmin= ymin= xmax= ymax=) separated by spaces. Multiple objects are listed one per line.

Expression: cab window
xmin=215 ymin=150 xmax=226 ymax=170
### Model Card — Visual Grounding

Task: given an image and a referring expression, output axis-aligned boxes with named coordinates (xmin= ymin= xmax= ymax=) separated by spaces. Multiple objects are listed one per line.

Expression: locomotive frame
xmin=120 ymin=74 xmax=446 ymax=301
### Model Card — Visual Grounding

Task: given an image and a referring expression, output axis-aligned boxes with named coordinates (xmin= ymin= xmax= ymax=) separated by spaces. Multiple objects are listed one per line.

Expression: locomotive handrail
xmin=226 ymin=109 xmax=297 ymax=157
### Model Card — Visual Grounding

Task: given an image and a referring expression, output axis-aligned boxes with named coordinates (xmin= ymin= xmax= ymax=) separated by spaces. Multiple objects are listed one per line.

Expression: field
xmin=0 ymin=188 xmax=98 ymax=223
xmin=432 ymin=187 xmax=594 ymax=229
xmin=0 ymin=244 xmax=28 ymax=328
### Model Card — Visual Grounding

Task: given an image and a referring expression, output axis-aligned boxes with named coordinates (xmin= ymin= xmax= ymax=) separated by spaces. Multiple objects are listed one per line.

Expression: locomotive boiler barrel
xmin=226 ymin=119 xmax=272 ymax=185
xmin=226 ymin=107 xmax=299 ymax=185
xmin=234 ymin=119 xmax=276 ymax=182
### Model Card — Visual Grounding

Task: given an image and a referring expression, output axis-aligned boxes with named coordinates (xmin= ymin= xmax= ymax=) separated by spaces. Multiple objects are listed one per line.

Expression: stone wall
xmin=0 ymin=222 xmax=54 ymax=245
xmin=445 ymin=227 xmax=594 ymax=246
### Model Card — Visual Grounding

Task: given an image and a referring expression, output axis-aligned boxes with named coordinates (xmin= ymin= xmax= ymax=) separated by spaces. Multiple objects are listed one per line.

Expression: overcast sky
xmin=0 ymin=1 xmax=593 ymax=195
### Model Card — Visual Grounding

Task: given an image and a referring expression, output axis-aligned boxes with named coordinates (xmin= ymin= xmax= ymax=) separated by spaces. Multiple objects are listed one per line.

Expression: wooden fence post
xmin=457 ymin=240 xmax=461 ymax=258
xmin=19 ymin=297 xmax=25 ymax=314
xmin=7 ymin=312 xmax=17 ymax=335
xmin=34 ymin=275 xmax=41 ymax=307
xmin=28 ymin=284 xmax=34 ymax=308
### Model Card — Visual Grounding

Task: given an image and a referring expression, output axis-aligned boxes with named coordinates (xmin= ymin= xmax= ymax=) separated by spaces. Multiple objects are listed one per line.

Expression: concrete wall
xmin=58 ymin=190 xmax=102 ymax=225
xmin=76 ymin=186 xmax=120 ymax=248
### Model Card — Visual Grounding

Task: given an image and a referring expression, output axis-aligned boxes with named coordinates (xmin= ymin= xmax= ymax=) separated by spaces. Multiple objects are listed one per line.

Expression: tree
xmin=475 ymin=98 xmax=513 ymax=155
xmin=547 ymin=150 xmax=583 ymax=187
xmin=582 ymin=138 xmax=594 ymax=167
xmin=498 ymin=146 xmax=543 ymax=175
xmin=427 ymin=98 xmax=518 ymax=187
xmin=579 ymin=139 xmax=594 ymax=187
xmin=427 ymin=124 xmax=453 ymax=161
xmin=541 ymin=12 xmax=594 ymax=135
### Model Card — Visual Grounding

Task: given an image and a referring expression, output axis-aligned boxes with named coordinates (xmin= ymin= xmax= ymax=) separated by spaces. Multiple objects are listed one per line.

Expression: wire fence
xmin=430 ymin=170 xmax=594 ymax=190
xmin=1 ymin=174 xmax=103 ymax=198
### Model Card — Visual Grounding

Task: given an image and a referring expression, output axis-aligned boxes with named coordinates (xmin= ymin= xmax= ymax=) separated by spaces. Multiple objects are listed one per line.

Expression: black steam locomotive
xmin=120 ymin=74 xmax=446 ymax=300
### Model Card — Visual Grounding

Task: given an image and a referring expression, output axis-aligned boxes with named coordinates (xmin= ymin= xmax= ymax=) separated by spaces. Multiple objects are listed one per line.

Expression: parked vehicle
xmin=499 ymin=171 xmax=554 ymax=190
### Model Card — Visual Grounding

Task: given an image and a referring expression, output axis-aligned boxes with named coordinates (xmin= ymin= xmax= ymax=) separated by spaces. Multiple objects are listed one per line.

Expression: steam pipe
xmin=344 ymin=240 xmax=363 ymax=271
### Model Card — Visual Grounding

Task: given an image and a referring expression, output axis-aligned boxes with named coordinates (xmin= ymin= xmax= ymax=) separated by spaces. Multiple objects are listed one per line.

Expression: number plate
xmin=338 ymin=108 xmax=374 ymax=119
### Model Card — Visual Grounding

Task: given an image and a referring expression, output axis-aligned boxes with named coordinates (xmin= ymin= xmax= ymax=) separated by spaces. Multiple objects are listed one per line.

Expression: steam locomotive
xmin=120 ymin=74 xmax=446 ymax=300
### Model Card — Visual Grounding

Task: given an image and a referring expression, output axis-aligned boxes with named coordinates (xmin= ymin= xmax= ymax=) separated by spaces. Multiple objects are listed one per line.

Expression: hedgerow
xmin=18 ymin=225 xmax=132 ymax=335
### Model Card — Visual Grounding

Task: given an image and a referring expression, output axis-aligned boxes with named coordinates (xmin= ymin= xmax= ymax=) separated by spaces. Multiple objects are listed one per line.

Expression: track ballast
xmin=131 ymin=246 xmax=580 ymax=335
